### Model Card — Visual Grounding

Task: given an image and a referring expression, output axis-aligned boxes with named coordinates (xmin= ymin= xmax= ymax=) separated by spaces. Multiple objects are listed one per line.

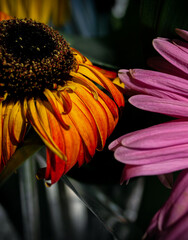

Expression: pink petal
xmin=130 ymin=69 xmax=188 ymax=97
xmin=173 ymin=39 xmax=188 ymax=54
xmin=115 ymin=143 xmax=188 ymax=165
xmin=175 ymin=28 xmax=188 ymax=42
xmin=153 ymin=38 xmax=188 ymax=74
xmin=119 ymin=69 xmax=188 ymax=101
xmin=120 ymin=120 xmax=188 ymax=149
xmin=121 ymin=160 xmax=188 ymax=182
xmin=158 ymin=170 xmax=188 ymax=229
xmin=144 ymin=170 xmax=188 ymax=239
xmin=129 ymin=95 xmax=188 ymax=118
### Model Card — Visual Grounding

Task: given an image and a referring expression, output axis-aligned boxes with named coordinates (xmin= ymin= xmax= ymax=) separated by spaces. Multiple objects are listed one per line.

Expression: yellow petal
xmin=27 ymin=98 xmax=67 ymax=161
xmin=8 ymin=101 xmax=27 ymax=145
xmin=2 ymin=103 xmax=17 ymax=163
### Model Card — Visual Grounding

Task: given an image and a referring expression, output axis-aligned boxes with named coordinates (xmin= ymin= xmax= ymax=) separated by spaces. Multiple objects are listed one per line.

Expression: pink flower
xmin=143 ymin=170 xmax=188 ymax=240
xmin=109 ymin=29 xmax=188 ymax=183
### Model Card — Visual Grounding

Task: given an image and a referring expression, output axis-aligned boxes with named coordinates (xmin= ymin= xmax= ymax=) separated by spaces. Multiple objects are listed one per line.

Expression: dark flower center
xmin=0 ymin=18 xmax=76 ymax=100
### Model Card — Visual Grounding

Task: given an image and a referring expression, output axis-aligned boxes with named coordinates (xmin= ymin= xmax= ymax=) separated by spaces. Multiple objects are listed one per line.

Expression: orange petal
xmin=78 ymin=64 xmax=125 ymax=107
xmin=91 ymin=65 xmax=117 ymax=79
xmin=57 ymin=90 xmax=72 ymax=114
xmin=68 ymin=94 xmax=98 ymax=157
xmin=74 ymin=85 xmax=109 ymax=150
xmin=70 ymin=72 xmax=119 ymax=119
xmin=44 ymin=89 xmax=70 ymax=130
xmin=36 ymin=102 xmax=82 ymax=185
xmin=71 ymin=48 xmax=92 ymax=65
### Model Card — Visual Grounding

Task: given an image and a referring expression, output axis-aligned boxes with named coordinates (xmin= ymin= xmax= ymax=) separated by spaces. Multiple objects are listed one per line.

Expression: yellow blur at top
xmin=0 ymin=0 xmax=70 ymax=26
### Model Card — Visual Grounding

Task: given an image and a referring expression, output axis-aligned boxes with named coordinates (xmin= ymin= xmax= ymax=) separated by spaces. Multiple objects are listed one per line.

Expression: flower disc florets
xmin=0 ymin=18 xmax=76 ymax=99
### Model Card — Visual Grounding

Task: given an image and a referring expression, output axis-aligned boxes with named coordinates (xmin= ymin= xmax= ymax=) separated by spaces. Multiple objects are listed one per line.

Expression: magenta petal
xmin=173 ymin=39 xmax=188 ymax=54
xmin=120 ymin=120 xmax=188 ymax=149
xmin=144 ymin=170 xmax=188 ymax=240
xmin=118 ymin=70 xmax=188 ymax=101
xmin=130 ymin=69 xmax=188 ymax=97
xmin=158 ymin=170 xmax=188 ymax=229
xmin=119 ymin=69 xmax=188 ymax=101
xmin=129 ymin=95 xmax=188 ymax=118
xmin=108 ymin=134 xmax=127 ymax=150
xmin=121 ymin=160 xmax=188 ymax=182
xmin=175 ymin=28 xmax=188 ymax=41
xmin=153 ymin=38 xmax=188 ymax=74
xmin=115 ymin=143 xmax=188 ymax=165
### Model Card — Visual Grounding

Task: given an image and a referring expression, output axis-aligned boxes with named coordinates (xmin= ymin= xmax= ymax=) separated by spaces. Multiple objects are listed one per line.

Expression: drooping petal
xmin=74 ymin=84 xmax=109 ymax=150
xmin=129 ymin=95 xmax=188 ymax=118
xmin=78 ymin=64 xmax=125 ymax=108
xmin=27 ymin=98 xmax=67 ymax=160
xmin=2 ymin=102 xmax=27 ymax=164
xmin=34 ymin=97 xmax=82 ymax=185
xmin=153 ymin=38 xmax=188 ymax=74
xmin=67 ymin=92 xmax=98 ymax=157
xmin=71 ymin=71 xmax=119 ymax=119
xmin=43 ymin=89 xmax=70 ymax=130
xmin=8 ymin=101 xmax=27 ymax=145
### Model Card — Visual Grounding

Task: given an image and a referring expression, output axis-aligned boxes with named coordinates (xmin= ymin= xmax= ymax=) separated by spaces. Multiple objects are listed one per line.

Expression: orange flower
xmin=0 ymin=13 xmax=124 ymax=186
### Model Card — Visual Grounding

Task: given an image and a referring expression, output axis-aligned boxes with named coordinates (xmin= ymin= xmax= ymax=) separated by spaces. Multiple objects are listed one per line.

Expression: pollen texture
xmin=0 ymin=18 xmax=76 ymax=99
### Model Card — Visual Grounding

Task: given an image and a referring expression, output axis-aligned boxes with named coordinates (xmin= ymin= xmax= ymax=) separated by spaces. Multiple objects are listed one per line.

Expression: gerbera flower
xmin=109 ymin=28 xmax=188 ymax=184
xmin=143 ymin=170 xmax=188 ymax=240
xmin=0 ymin=13 xmax=124 ymax=186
